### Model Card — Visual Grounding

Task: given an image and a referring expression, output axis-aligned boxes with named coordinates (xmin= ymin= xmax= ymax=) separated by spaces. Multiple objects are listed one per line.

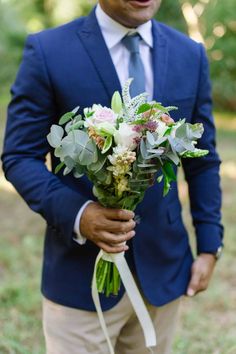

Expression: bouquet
xmin=47 ymin=79 xmax=208 ymax=297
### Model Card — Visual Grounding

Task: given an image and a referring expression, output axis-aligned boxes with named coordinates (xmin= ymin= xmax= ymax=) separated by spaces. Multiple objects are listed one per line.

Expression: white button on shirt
xmin=74 ymin=3 xmax=154 ymax=243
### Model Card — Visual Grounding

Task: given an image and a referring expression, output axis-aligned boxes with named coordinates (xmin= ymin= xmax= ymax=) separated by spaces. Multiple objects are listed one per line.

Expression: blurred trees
xmin=0 ymin=0 xmax=235 ymax=111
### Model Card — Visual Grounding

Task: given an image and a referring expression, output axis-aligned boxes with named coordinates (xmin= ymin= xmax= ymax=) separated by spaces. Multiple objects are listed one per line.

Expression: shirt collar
xmin=95 ymin=3 xmax=153 ymax=49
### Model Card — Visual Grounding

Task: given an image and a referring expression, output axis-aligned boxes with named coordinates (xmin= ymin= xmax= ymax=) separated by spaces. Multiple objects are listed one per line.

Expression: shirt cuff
xmin=73 ymin=200 xmax=93 ymax=245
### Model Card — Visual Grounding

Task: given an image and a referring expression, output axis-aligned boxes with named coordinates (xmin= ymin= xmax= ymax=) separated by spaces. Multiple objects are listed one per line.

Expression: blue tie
xmin=122 ymin=33 xmax=146 ymax=97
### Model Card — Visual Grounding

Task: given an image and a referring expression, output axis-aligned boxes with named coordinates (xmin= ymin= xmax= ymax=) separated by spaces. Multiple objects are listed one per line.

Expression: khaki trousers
xmin=43 ymin=293 xmax=181 ymax=354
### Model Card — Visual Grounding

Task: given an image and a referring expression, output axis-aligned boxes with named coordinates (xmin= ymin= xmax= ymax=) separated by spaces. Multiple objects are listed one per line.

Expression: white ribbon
xmin=92 ymin=250 xmax=157 ymax=354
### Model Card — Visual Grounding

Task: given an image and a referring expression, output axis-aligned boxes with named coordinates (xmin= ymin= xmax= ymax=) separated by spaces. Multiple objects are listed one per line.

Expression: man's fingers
xmin=104 ymin=208 xmax=135 ymax=221
xmin=187 ymin=270 xmax=202 ymax=297
xmin=100 ymin=230 xmax=135 ymax=244
xmin=104 ymin=219 xmax=136 ymax=233
xmin=97 ymin=241 xmax=129 ymax=254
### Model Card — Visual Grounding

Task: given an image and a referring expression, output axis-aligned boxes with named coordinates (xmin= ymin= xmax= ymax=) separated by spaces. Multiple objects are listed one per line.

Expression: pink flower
xmin=160 ymin=114 xmax=174 ymax=125
xmin=144 ymin=121 xmax=158 ymax=132
xmin=93 ymin=107 xmax=117 ymax=126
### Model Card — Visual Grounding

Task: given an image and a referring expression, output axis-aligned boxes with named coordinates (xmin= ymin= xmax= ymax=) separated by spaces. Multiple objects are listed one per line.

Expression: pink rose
xmin=93 ymin=107 xmax=117 ymax=126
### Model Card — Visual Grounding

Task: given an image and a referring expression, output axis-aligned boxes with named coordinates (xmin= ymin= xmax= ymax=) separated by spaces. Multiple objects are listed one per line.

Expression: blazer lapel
xmin=151 ymin=21 xmax=168 ymax=103
xmin=77 ymin=9 xmax=121 ymax=100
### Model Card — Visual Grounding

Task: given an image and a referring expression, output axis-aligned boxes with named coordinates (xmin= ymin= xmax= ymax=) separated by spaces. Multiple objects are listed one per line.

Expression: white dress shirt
xmin=74 ymin=3 xmax=154 ymax=243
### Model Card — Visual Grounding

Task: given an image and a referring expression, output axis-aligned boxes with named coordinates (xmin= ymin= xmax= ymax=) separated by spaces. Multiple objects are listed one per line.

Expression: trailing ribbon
xmin=92 ymin=250 xmax=157 ymax=354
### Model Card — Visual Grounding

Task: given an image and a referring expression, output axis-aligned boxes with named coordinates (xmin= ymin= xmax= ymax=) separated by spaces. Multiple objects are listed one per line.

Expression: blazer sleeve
xmin=1 ymin=34 xmax=88 ymax=246
xmin=182 ymin=43 xmax=224 ymax=255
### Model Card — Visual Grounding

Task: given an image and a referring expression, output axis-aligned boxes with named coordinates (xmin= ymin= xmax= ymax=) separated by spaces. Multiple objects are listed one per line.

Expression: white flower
xmin=114 ymin=123 xmax=140 ymax=150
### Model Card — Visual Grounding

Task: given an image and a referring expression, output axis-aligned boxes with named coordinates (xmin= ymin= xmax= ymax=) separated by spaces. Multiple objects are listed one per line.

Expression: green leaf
xmin=111 ymin=91 xmax=123 ymax=114
xmin=163 ymin=175 xmax=171 ymax=196
xmin=163 ymin=127 xmax=172 ymax=136
xmin=47 ymin=125 xmax=64 ymax=148
xmin=79 ymin=139 xmax=98 ymax=165
xmin=96 ymin=122 xmax=116 ymax=137
xmin=138 ymin=163 xmax=156 ymax=168
xmin=66 ymin=120 xmax=84 ymax=133
xmin=152 ymin=102 xmax=166 ymax=111
xmin=140 ymin=139 xmax=148 ymax=159
xmin=102 ymin=135 xmax=112 ymax=154
xmin=59 ymin=112 xmax=74 ymax=125
xmin=55 ymin=161 xmax=65 ymax=174
xmin=73 ymin=164 xmax=85 ymax=178
xmin=137 ymin=103 xmax=151 ymax=114
xmin=153 ymin=103 xmax=178 ymax=114
xmin=162 ymin=161 xmax=177 ymax=182
xmin=64 ymin=156 xmax=75 ymax=170
xmin=54 ymin=146 xmax=63 ymax=158
xmin=146 ymin=131 xmax=155 ymax=145
xmin=89 ymin=154 xmax=106 ymax=173
xmin=130 ymin=118 xmax=148 ymax=125
xmin=72 ymin=106 xmax=80 ymax=115
xmin=181 ymin=149 xmax=209 ymax=158
xmin=186 ymin=123 xmax=204 ymax=140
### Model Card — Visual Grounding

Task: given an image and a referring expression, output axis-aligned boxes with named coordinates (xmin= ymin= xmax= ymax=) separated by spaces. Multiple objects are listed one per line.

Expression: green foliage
xmin=201 ymin=0 xmax=236 ymax=110
xmin=156 ymin=0 xmax=187 ymax=33
xmin=0 ymin=2 xmax=26 ymax=100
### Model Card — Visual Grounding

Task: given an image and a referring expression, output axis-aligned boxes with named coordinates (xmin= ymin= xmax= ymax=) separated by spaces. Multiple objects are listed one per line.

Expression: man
xmin=1 ymin=0 xmax=223 ymax=353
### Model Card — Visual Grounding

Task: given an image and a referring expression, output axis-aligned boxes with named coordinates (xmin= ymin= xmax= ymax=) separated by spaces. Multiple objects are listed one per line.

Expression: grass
xmin=0 ymin=105 xmax=236 ymax=354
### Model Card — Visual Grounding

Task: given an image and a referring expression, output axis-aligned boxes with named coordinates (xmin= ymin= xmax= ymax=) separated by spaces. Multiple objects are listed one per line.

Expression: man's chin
xmin=124 ymin=0 xmax=157 ymax=26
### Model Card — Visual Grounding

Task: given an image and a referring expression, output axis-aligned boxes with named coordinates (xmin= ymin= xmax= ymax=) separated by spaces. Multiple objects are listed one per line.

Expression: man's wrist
xmin=73 ymin=200 xmax=93 ymax=245
xmin=199 ymin=246 xmax=223 ymax=261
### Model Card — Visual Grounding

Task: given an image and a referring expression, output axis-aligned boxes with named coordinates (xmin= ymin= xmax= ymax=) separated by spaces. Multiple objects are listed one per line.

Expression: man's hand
xmin=187 ymin=253 xmax=216 ymax=297
xmin=80 ymin=202 xmax=136 ymax=253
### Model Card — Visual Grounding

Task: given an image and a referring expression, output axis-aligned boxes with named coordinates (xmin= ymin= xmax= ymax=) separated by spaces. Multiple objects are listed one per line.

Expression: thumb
xmin=187 ymin=268 xmax=201 ymax=297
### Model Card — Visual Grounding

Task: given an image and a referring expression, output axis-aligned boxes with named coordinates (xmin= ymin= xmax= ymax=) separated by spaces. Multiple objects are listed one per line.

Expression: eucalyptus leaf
xmin=61 ymin=133 xmax=77 ymax=157
xmin=138 ymin=163 xmax=156 ymax=168
xmin=63 ymin=166 xmax=73 ymax=175
xmin=47 ymin=125 xmax=64 ymax=148
xmin=138 ymin=168 xmax=158 ymax=174
xmin=72 ymin=106 xmax=80 ymax=115
xmin=165 ymin=150 xmax=180 ymax=165
xmin=146 ymin=131 xmax=155 ymax=145
xmin=54 ymin=146 xmax=63 ymax=158
xmin=64 ymin=156 xmax=75 ymax=170
xmin=59 ymin=112 xmax=74 ymax=125
xmin=147 ymin=148 xmax=164 ymax=155
xmin=73 ymin=164 xmax=86 ymax=178
xmin=66 ymin=120 xmax=84 ymax=133
xmin=73 ymin=171 xmax=84 ymax=178
xmin=186 ymin=123 xmax=204 ymax=140
xmin=89 ymin=154 xmax=106 ymax=173
xmin=140 ymin=139 xmax=148 ymax=159
xmin=79 ymin=139 xmax=98 ymax=165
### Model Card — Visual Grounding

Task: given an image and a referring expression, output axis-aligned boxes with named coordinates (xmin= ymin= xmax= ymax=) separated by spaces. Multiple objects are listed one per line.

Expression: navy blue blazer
xmin=1 ymin=9 xmax=223 ymax=311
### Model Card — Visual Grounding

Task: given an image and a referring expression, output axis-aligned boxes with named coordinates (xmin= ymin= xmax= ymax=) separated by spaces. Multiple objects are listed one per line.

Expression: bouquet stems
xmin=96 ymin=259 xmax=121 ymax=297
